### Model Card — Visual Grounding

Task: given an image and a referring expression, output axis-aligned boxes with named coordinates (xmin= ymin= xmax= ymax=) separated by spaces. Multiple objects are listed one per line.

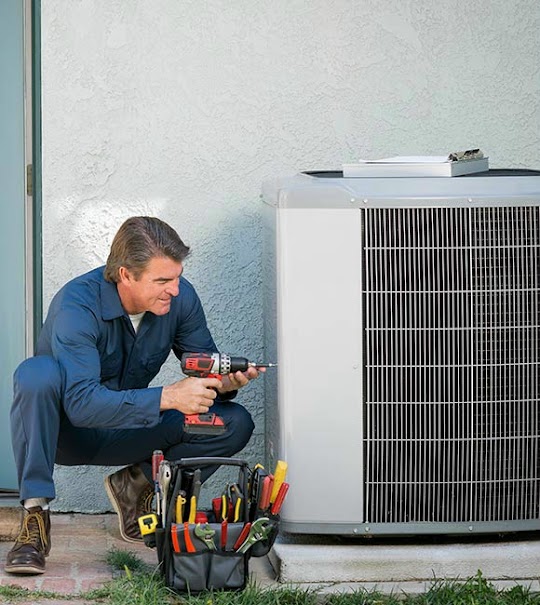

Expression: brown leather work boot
xmin=4 ymin=506 xmax=51 ymax=575
xmin=104 ymin=464 xmax=154 ymax=543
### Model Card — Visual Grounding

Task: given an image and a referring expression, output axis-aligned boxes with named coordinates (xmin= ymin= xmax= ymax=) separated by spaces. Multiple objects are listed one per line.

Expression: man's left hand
xmin=217 ymin=366 xmax=265 ymax=394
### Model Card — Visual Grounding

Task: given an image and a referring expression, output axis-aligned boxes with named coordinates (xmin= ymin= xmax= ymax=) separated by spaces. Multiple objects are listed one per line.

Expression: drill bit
xmin=248 ymin=362 xmax=278 ymax=368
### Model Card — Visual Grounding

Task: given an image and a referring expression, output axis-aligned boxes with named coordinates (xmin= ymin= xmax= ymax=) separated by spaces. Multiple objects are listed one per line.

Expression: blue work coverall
xmin=10 ymin=267 xmax=254 ymax=502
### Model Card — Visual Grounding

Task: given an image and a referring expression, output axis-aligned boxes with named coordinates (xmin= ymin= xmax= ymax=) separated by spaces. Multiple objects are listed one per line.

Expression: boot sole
xmin=4 ymin=563 xmax=45 ymax=575
xmin=104 ymin=476 xmax=144 ymax=544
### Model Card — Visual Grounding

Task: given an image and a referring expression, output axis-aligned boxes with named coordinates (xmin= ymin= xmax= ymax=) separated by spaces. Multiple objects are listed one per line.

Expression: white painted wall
xmin=41 ymin=0 xmax=540 ymax=511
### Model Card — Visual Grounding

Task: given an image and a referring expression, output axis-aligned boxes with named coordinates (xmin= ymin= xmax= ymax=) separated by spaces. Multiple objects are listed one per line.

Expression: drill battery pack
xmin=183 ymin=413 xmax=226 ymax=435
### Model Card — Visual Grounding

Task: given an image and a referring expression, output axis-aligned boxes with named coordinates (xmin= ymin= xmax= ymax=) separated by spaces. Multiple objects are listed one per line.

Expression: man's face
xmin=118 ymin=256 xmax=183 ymax=316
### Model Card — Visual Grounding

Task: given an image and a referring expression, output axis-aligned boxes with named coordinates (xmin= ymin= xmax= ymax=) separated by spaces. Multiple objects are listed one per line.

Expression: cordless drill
xmin=180 ymin=352 xmax=276 ymax=435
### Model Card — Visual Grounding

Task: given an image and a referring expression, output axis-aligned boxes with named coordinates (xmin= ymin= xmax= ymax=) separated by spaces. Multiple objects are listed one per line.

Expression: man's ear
xmin=118 ymin=266 xmax=133 ymax=285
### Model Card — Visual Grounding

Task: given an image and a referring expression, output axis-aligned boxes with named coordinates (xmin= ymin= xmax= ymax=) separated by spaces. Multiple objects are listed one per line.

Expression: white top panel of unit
xmin=261 ymin=170 xmax=540 ymax=209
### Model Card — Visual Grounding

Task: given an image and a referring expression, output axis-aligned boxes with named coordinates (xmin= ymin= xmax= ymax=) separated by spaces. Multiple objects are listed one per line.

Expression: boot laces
xmin=138 ymin=486 xmax=154 ymax=515
xmin=16 ymin=511 xmax=48 ymax=550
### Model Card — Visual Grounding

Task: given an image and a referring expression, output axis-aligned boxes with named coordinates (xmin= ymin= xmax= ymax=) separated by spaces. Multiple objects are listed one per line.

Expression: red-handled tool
xmin=257 ymin=475 xmax=273 ymax=513
xmin=171 ymin=523 xmax=181 ymax=553
xmin=270 ymin=482 xmax=289 ymax=515
xmin=232 ymin=522 xmax=251 ymax=551
xmin=152 ymin=450 xmax=164 ymax=479
xmin=183 ymin=522 xmax=196 ymax=553
xmin=212 ymin=497 xmax=222 ymax=520
xmin=221 ymin=519 xmax=228 ymax=550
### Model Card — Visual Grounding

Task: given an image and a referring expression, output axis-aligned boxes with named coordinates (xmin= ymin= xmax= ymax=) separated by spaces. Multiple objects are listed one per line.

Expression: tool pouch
xmin=154 ymin=456 xmax=279 ymax=593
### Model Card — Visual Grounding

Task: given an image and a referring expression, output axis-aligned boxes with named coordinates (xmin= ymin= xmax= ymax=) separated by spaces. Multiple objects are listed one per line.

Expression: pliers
xmin=229 ymin=482 xmax=244 ymax=522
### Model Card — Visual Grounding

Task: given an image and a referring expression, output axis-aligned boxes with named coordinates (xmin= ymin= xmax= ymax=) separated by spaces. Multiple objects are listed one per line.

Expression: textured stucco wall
xmin=41 ymin=0 xmax=540 ymax=512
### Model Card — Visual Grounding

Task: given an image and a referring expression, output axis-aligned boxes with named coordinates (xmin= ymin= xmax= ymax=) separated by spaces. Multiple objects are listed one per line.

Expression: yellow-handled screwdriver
xmin=270 ymin=460 xmax=288 ymax=503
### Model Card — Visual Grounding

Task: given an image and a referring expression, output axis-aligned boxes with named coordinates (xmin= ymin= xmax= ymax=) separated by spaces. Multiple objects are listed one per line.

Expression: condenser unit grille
xmin=363 ymin=206 xmax=540 ymax=524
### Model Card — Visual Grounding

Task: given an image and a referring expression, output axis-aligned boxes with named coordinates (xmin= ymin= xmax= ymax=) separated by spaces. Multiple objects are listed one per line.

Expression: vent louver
xmin=363 ymin=206 xmax=540 ymax=524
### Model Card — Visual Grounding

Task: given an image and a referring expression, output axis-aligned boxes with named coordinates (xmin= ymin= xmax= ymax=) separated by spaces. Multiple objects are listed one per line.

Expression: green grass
xmin=0 ymin=584 xmax=72 ymax=601
xmin=404 ymin=572 xmax=540 ymax=605
xmin=105 ymin=546 xmax=154 ymax=574
xmin=84 ymin=569 xmax=177 ymax=605
xmin=181 ymin=584 xmax=319 ymax=605
xmin=324 ymin=573 xmax=540 ymax=605
xmin=1 ymin=552 xmax=539 ymax=605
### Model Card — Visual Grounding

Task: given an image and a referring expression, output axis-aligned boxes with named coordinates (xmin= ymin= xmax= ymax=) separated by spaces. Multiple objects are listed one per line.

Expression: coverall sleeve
xmin=51 ymin=303 xmax=162 ymax=429
xmin=172 ymin=284 xmax=217 ymax=355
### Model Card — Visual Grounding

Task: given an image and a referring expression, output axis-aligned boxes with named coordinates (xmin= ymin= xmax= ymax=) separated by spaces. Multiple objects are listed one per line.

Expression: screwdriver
xmin=152 ymin=450 xmax=164 ymax=517
xmin=257 ymin=475 xmax=273 ymax=514
xmin=270 ymin=460 xmax=288 ymax=503
xmin=271 ymin=482 xmax=290 ymax=515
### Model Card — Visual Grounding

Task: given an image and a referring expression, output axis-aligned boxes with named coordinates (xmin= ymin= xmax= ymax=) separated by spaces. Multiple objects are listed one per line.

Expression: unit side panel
xmin=276 ymin=208 xmax=364 ymax=527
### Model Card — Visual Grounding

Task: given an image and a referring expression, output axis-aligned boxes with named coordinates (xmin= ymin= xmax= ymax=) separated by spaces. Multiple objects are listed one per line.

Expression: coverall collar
xmin=100 ymin=271 xmax=126 ymax=321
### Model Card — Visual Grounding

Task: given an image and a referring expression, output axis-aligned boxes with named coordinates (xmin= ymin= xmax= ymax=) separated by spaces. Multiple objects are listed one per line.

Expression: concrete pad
xmin=249 ymin=554 xmax=278 ymax=587
xmin=270 ymin=538 xmax=540 ymax=591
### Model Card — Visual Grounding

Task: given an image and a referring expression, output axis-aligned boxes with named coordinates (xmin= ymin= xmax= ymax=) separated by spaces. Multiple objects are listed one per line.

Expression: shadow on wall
xmin=43 ymin=198 xmax=169 ymax=304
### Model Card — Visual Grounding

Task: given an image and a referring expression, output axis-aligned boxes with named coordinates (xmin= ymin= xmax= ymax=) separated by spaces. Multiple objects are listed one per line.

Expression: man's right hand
xmin=160 ymin=376 xmax=221 ymax=415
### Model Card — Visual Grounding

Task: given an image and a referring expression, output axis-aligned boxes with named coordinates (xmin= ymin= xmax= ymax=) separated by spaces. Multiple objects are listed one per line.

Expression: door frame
xmin=27 ymin=0 xmax=42 ymax=350
xmin=0 ymin=0 xmax=41 ymax=503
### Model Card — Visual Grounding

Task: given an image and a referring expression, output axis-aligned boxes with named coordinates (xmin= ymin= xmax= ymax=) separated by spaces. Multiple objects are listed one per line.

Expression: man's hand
xmin=160 ymin=376 xmax=221 ymax=414
xmin=217 ymin=366 xmax=265 ymax=394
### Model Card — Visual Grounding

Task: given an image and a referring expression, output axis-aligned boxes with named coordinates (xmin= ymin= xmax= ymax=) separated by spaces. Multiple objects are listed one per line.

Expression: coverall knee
xmin=10 ymin=355 xmax=63 ymax=502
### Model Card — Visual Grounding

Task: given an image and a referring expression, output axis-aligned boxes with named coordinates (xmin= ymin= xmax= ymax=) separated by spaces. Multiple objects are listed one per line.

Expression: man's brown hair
xmin=104 ymin=216 xmax=190 ymax=283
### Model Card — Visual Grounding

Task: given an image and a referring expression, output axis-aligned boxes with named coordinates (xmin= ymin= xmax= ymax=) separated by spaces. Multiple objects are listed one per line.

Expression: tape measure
xmin=138 ymin=513 xmax=159 ymax=535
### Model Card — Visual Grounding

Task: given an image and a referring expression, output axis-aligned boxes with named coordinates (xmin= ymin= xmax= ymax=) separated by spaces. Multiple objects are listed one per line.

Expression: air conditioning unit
xmin=262 ymin=170 xmax=540 ymax=536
